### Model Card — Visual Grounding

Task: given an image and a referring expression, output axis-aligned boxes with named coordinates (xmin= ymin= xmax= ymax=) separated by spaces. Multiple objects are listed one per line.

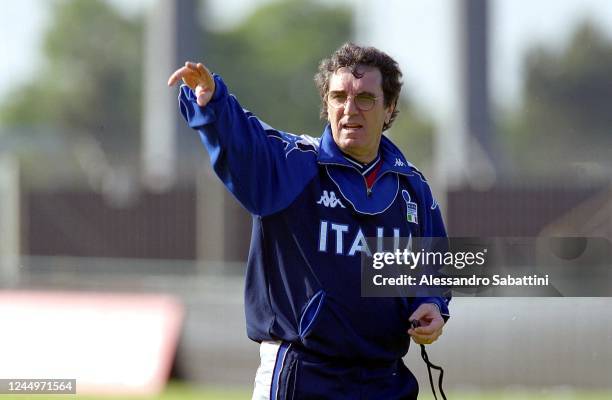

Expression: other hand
xmin=407 ymin=303 xmax=445 ymax=345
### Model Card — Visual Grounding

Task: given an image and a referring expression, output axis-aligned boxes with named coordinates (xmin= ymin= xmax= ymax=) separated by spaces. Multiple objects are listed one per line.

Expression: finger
xmin=197 ymin=63 xmax=206 ymax=75
xmin=413 ymin=325 xmax=436 ymax=335
xmin=413 ymin=318 xmax=442 ymax=334
xmin=409 ymin=309 xmax=427 ymax=322
xmin=167 ymin=66 xmax=195 ymax=86
xmin=184 ymin=62 xmax=201 ymax=78
xmin=409 ymin=303 xmax=438 ymax=322
xmin=197 ymin=63 xmax=211 ymax=79
xmin=417 ymin=318 xmax=444 ymax=335
xmin=186 ymin=62 xmax=207 ymax=81
xmin=408 ymin=323 xmax=443 ymax=337
xmin=409 ymin=330 xmax=441 ymax=344
xmin=411 ymin=335 xmax=434 ymax=345
xmin=167 ymin=67 xmax=187 ymax=86
xmin=185 ymin=61 xmax=199 ymax=70
xmin=195 ymin=87 xmax=213 ymax=107
xmin=408 ymin=327 xmax=435 ymax=338
xmin=196 ymin=63 xmax=214 ymax=86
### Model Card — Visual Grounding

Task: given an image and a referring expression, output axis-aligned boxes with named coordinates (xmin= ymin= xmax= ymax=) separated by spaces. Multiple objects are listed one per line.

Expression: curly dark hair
xmin=314 ymin=42 xmax=403 ymax=132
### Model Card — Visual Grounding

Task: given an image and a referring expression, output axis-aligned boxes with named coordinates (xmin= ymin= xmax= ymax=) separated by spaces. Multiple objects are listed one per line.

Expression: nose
xmin=343 ymin=96 xmax=359 ymax=115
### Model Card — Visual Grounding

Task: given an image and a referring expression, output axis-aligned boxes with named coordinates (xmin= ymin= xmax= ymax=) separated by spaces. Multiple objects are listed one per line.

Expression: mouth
xmin=341 ymin=123 xmax=363 ymax=132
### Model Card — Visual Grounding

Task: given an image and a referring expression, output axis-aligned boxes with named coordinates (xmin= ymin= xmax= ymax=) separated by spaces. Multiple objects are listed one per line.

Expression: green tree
xmin=501 ymin=19 xmax=612 ymax=176
xmin=204 ymin=0 xmax=352 ymax=136
xmin=0 ymin=0 xmax=142 ymax=184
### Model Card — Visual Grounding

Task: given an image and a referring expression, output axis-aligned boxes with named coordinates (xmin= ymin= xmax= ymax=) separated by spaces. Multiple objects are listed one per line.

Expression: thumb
xmin=195 ymin=85 xmax=213 ymax=107
xmin=409 ymin=303 xmax=436 ymax=322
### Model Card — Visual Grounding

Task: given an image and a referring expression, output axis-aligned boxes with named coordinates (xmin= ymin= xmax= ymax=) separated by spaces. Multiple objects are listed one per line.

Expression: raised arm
xmin=167 ymin=62 xmax=319 ymax=217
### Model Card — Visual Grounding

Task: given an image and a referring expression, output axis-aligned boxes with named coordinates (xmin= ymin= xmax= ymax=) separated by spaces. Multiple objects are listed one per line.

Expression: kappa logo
xmin=394 ymin=158 xmax=405 ymax=167
xmin=317 ymin=190 xmax=346 ymax=208
xmin=402 ymin=190 xmax=418 ymax=224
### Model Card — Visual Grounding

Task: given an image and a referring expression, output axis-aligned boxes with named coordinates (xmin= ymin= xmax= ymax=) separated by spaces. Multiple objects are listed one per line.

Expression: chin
xmin=339 ymin=138 xmax=362 ymax=151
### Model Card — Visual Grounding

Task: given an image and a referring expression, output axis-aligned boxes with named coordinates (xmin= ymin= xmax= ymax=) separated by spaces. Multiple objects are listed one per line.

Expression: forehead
xmin=328 ymin=66 xmax=383 ymax=94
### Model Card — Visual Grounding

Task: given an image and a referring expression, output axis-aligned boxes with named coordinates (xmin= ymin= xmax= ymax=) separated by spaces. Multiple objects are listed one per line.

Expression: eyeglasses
xmin=328 ymin=92 xmax=378 ymax=111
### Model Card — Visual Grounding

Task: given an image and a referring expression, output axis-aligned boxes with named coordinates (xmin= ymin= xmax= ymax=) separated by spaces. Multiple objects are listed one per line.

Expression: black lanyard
xmin=410 ymin=319 xmax=447 ymax=400
xmin=419 ymin=343 xmax=447 ymax=400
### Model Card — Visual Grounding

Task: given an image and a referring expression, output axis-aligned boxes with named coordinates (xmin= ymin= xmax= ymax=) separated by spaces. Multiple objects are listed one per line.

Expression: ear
xmin=384 ymin=104 xmax=394 ymax=125
xmin=325 ymin=98 xmax=333 ymax=123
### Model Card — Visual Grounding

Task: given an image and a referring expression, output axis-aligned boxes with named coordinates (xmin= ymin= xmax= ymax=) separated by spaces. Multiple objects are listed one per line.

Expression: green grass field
xmin=418 ymin=392 xmax=612 ymax=400
xmin=0 ymin=383 xmax=610 ymax=399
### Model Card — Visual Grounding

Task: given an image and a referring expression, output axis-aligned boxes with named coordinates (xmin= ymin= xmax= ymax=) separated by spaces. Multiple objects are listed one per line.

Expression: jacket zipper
xmin=320 ymin=161 xmax=409 ymax=197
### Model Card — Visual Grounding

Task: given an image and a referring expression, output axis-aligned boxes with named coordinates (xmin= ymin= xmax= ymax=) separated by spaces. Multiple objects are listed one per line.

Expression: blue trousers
xmin=260 ymin=342 xmax=419 ymax=400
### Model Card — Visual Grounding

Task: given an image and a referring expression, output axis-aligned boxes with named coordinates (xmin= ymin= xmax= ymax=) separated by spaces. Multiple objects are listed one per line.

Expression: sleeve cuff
xmin=412 ymin=296 xmax=450 ymax=322
xmin=178 ymin=74 xmax=229 ymax=129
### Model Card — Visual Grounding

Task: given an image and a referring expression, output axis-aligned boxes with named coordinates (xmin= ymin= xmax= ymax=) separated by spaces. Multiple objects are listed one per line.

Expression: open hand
xmin=167 ymin=61 xmax=215 ymax=107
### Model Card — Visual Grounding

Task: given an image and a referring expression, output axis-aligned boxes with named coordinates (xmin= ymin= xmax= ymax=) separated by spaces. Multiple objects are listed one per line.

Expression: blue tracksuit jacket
xmin=178 ymin=75 xmax=450 ymax=364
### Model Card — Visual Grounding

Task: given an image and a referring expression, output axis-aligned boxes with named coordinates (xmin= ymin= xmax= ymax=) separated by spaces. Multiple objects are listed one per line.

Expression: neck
xmin=343 ymin=151 xmax=377 ymax=164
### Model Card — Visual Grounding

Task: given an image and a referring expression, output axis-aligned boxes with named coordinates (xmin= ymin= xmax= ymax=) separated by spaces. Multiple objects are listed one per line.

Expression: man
xmin=168 ymin=43 xmax=450 ymax=400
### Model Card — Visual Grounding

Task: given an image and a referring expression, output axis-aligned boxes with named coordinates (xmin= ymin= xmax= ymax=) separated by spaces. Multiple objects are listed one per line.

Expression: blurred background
xmin=0 ymin=0 xmax=611 ymax=398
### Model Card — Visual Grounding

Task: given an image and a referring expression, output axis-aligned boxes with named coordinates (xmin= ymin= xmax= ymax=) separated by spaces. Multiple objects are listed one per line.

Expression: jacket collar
xmin=317 ymin=124 xmax=414 ymax=176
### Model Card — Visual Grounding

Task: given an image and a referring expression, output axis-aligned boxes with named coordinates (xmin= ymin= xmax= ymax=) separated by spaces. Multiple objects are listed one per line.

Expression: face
xmin=327 ymin=66 xmax=394 ymax=163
